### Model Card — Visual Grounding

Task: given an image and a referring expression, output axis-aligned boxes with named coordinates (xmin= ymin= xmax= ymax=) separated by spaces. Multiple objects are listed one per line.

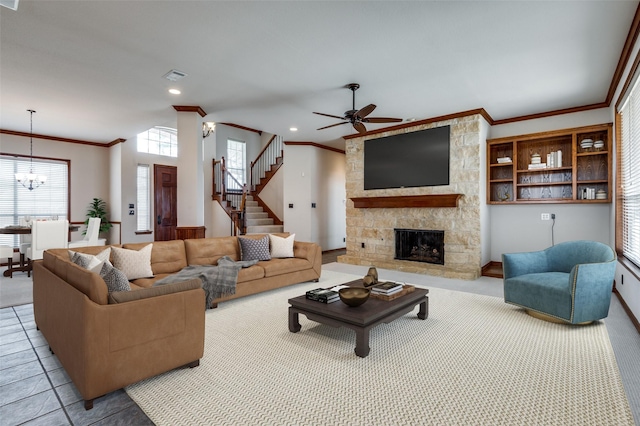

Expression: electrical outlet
xmin=541 ymin=213 xmax=550 ymax=220
xmin=551 ymin=213 xmax=556 ymax=220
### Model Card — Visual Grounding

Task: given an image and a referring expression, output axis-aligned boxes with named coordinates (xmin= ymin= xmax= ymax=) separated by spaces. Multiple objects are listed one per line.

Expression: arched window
xmin=137 ymin=127 xmax=178 ymax=157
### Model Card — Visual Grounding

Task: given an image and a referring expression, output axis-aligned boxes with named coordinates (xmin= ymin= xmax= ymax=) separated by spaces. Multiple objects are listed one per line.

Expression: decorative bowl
xmin=580 ymin=138 xmax=594 ymax=148
xmin=339 ymin=287 xmax=370 ymax=307
xmin=593 ymin=140 xmax=605 ymax=149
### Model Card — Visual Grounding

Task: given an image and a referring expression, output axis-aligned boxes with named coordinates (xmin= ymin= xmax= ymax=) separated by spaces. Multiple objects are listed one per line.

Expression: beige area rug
xmin=0 ymin=267 xmax=32 ymax=308
xmin=126 ymin=270 xmax=634 ymax=425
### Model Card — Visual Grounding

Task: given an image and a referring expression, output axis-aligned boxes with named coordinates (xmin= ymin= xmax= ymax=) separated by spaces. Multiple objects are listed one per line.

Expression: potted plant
xmin=84 ymin=198 xmax=112 ymax=235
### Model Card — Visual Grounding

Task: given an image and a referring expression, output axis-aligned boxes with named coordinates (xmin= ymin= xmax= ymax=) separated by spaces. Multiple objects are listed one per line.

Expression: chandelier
xmin=15 ymin=109 xmax=47 ymax=190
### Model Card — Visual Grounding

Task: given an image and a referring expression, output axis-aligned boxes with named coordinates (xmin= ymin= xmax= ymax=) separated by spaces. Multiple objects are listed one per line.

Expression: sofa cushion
xmin=99 ymin=261 xmax=131 ymax=293
xmin=185 ymin=236 xmax=239 ymax=265
xmin=108 ymin=279 xmax=201 ymax=304
xmin=111 ymin=244 xmax=154 ymax=280
xmin=125 ymin=240 xmax=188 ymax=275
xmin=259 ymin=257 xmax=311 ymax=277
xmin=239 ymin=235 xmax=271 ymax=261
xmin=130 ymin=273 xmax=174 ymax=289
xmin=237 ymin=265 xmax=266 ymax=282
xmin=269 ymin=233 xmax=295 ymax=258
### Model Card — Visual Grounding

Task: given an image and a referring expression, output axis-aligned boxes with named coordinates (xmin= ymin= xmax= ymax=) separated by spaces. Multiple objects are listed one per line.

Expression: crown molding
xmin=172 ymin=105 xmax=207 ymax=117
xmin=219 ymin=122 xmax=262 ymax=135
xmin=0 ymin=129 xmax=122 ymax=147
xmin=284 ymin=141 xmax=345 ymax=154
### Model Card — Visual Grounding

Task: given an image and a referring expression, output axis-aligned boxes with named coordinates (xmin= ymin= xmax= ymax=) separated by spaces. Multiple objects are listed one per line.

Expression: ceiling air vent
xmin=163 ymin=69 xmax=187 ymax=82
xmin=0 ymin=0 xmax=19 ymax=10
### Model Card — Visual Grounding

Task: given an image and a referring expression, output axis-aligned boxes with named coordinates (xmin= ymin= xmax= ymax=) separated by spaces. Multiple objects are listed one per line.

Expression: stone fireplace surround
xmin=337 ymin=113 xmax=485 ymax=280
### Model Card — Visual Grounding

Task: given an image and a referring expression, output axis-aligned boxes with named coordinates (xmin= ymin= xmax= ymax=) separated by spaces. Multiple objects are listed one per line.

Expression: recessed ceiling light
xmin=405 ymin=117 xmax=417 ymax=122
xmin=290 ymin=127 xmax=298 ymax=132
xmin=169 ymin=88 xmax=181 ymax=95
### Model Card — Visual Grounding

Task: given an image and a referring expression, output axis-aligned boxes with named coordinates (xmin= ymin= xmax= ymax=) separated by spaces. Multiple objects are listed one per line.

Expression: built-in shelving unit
xmin=487 ymin=123 xmax=612 ymax=204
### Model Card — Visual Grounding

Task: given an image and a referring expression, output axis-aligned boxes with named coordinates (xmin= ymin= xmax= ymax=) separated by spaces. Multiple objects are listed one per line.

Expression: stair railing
xmin=213 ymin=157 xmax=248 ymax=235
xmin=250 ymin=135 xmax=283 ymax=191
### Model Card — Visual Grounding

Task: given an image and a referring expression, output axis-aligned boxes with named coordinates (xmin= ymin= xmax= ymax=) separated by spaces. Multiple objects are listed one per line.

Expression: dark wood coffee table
xmin=288 ymin=280 xmax=428 ymax=357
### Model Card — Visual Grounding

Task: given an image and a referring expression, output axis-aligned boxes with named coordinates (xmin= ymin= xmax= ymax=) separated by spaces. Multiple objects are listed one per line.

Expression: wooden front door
xmin=154 ymin=164 xmax=177 ymax=241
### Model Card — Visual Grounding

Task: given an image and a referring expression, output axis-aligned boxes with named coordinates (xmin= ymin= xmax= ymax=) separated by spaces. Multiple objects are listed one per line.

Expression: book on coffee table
xmin=371 ymin=282 xmax=403 ymax=295
xmin=305 ymin=288 xmax=340 ymax=303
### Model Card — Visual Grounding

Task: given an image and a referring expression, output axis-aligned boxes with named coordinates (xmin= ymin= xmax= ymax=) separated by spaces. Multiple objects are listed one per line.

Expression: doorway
xmin=154 ymin=164 xmax=177 ymax=241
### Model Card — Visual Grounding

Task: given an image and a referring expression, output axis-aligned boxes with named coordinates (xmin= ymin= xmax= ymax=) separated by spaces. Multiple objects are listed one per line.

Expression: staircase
xmin=212 ymin=135 xmax=284 ymax=235
xmin=244 ymin=195 xmax=283 ymax=234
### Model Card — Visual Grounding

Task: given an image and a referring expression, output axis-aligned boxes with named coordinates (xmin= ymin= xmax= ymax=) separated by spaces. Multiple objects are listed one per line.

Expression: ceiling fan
xmin=313 ymin=83 xmax=403 ymax=134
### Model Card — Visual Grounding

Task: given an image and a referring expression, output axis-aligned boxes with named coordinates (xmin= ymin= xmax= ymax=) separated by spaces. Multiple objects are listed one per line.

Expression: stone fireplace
xmin=337 ymin=112 xmax=488 ymax=280
xmin=395 ymin=229 xmax=445 ymax=265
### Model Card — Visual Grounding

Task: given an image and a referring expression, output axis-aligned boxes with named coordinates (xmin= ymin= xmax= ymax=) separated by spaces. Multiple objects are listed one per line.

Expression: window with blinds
xmin=136 ymin=164 xmax=151 ymax=232
xmin=0 ymin=155 xmax=69 ymax=247
xmin=619 ymin=79 xmax=640 ymax=268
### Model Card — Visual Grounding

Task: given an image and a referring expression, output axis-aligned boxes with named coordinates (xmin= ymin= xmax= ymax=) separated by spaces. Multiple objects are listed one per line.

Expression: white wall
xmin=210 ymin=200 xmax=232 ymax=237
xmin=260 ymin=166 xmax=284 ymax=221
xmin=488 ymin=108 xmax=613 ymax=260
xmin=118 ymin=135 xmax=178 ymax=244
xmin=283 ymin=144 xmax=346 ymax=251
xmin=108 ymin=142 xmax=122 ymax=244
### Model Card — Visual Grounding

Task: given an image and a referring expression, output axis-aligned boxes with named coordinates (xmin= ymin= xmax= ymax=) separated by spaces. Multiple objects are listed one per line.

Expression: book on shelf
xmin=305 ymin=288 xmax=340 ymax=303
xmin=371 ymin=282 xmax=403 ymax=295
xmin=546 ymin=150 xmax=563 ymax=168
xmin=496 ymin=157 xmax=512 ymax=164
xmin=528 ymin=163 xmax=547 ymax=169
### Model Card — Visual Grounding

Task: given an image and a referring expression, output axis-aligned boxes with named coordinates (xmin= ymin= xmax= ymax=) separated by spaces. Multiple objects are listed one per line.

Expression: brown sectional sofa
xmin=33 ymin=234 xmax=322 ymax=410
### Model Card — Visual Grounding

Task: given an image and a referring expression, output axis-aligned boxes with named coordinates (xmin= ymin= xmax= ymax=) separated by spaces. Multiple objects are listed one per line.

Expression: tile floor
xmin=0 ymin=251 xmax=349 ymax=425
xmin=0 ymin=304 xmax=153 ymax=425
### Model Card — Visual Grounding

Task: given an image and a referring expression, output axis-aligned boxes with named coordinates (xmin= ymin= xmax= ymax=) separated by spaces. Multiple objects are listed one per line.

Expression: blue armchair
xmin=502 ymin=240 xmax=616 ymax=324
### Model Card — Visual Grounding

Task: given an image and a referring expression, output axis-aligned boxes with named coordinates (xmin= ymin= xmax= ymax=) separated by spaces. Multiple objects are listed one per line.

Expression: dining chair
xmin=0 ymin=245 xmax=14 ymax=278
xmin=27 ymin=220 xmax=69 ymax=265
xmin=18 ymin=217 xmax=31 ymax=269
xmin=68 ymin=217 xmax=101 ymax=248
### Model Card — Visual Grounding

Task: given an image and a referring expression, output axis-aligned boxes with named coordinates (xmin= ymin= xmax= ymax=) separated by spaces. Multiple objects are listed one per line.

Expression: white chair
xmin=19 ymin=217 xmax=31 ymax=267
xmin=27 ymin=220 xmax=69 ymax=263
xmin=68 ymin=217 xmax=101 ymax=248
xmin=0 ymin=245 xmax=14 ymax=278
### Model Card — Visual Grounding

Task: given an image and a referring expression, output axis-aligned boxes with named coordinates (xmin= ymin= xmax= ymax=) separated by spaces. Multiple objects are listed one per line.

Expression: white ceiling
xmin=1 ymin=1 xmax=637 ymax=149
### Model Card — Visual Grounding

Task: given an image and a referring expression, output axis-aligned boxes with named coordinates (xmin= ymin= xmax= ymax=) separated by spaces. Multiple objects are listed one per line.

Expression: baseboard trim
xmin=613 ymin=286 xmax=640 ymax=334
xmin=322 ymin=248 xmax=346 ymax=254
xmin=482 ymin=261 xmax=503 ymax=279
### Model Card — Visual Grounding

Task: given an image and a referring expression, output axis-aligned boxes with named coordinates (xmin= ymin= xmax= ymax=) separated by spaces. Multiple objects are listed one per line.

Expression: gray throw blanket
xmin=153 ymin=256 xmax=259 ymax=309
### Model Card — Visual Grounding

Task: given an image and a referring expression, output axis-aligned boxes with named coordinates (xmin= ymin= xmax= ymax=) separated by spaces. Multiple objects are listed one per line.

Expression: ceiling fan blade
xmin=354 ymin=104 xmax=376 ymax=119
xmin=317 ymin=122 xmax=350 ymax=131
xmin=313 ymin=111 xmax=347 ymax=120
xmin=353 ymin=122 xmax=367 ymax=133
xmin=363 ymin=117 xmax=404 ymax=123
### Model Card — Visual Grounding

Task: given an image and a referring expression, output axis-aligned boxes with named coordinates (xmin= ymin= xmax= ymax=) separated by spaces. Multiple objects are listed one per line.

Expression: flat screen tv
xmin=364 ymin=125 xmax=450 ymax=190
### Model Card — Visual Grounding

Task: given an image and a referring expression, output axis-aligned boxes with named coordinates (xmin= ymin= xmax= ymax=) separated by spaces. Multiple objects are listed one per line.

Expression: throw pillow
xmin=99 ymin=261 xmax=131 ymax=293
xmin=111 ymin=244 xmax=154 ymax=280
xmin=238 ymin=235 xmax=271 ymax=261
xmin=68 ymin=247 xmax=111 ymax=273
xmin=269 ymin=233 xmax=295 ymax=258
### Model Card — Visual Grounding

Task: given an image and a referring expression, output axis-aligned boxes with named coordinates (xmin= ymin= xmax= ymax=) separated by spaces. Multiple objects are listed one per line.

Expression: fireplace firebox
xmin=395 ymin=229 xmax=444 ymax=265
